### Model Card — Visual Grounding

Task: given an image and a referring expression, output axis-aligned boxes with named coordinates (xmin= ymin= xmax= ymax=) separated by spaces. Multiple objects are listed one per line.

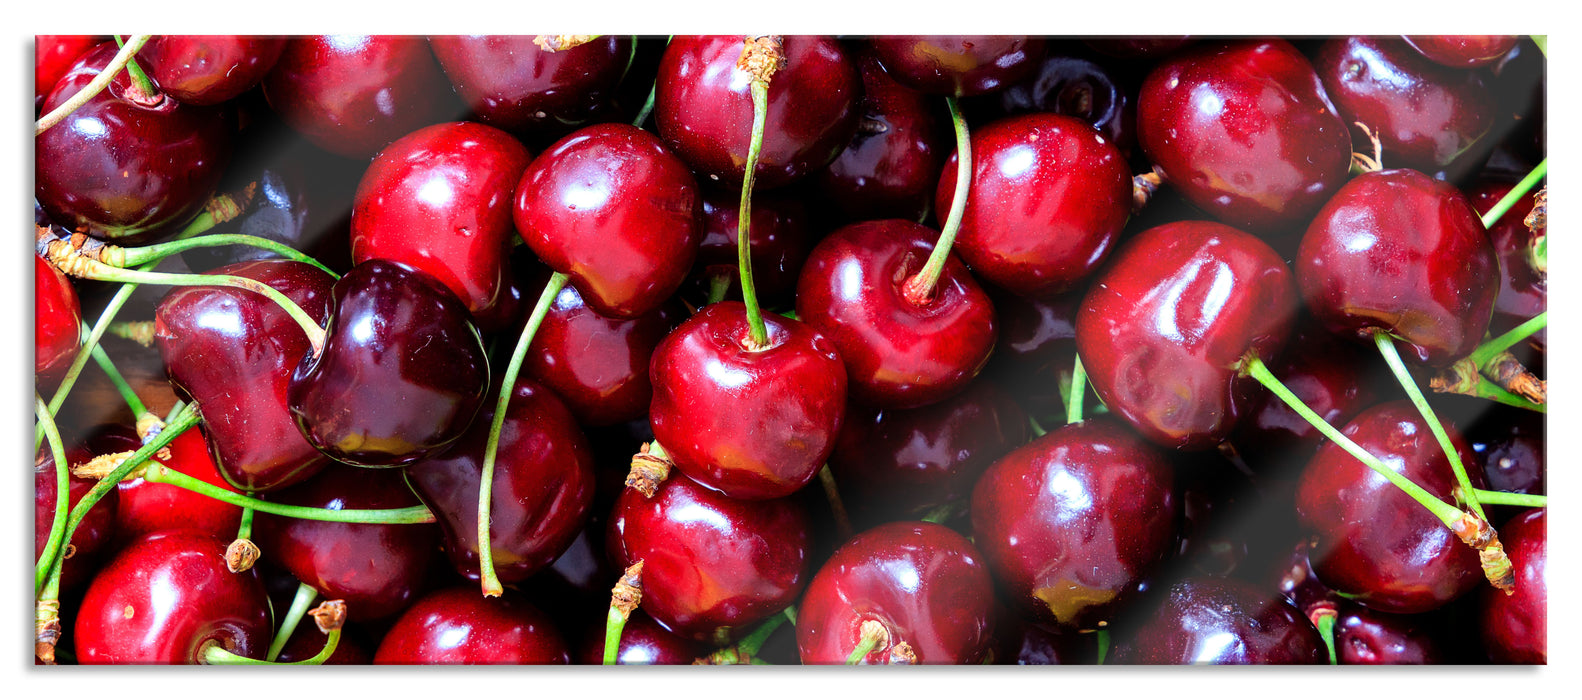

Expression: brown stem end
xmin=309 ymin=600 xmax=348 ymax=634
xmin=737 ymin=35 xmax=786 ymax=84
xmin=36 ymin=599 xmax=62 ymax=665
xmin=226 ymin=538 xmax=261 ymax=573
xmin=1483 ymin=351 xmax=1546 ymax=404
xmin=1132 ymin=170 xmax=1163 ymax=213
xmin=534 ymin=35 xmax=598 ymax=52
xmin=625 ymin=443 xmax=674 ymax=498
xmin=1451 ymin=512 xmax=1516 ymax=593
xmin=610 ymin=560 xmax=645 ymax=621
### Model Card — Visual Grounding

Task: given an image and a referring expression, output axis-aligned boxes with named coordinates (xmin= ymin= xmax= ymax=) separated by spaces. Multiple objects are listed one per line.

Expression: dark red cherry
xmin=288 ymin=260 xmax=489 ymax=467
xmin=36 ymin=42 xmax=235 ymax=243
xmin=1403 ymin=35 xmax=1519 ymax=69
xmin=428 ymin=35 xmax=632 ymax=139
xmin=814 ymin=50 xmax=947 ymax=223
xmin=350 ymin=121 xmax=532 ymax=322
xmin=993 ymin=47 xmax=1138 ymax=159
xmin=405 ymin=377 xmax=594 ymax=585
xmin=936 ymin=113 xmax=1132 ymax=298
xmin=35 ymin=443 xmax=118 ymax=593
xmin=1296 ymin=401 xmax=1483 ymax=614
xmin=981 ymin=288 xmax=1080 ymax=425
xmin=1297 ymin=168 xmax=1498 ymax=366
xmin=253 ymin=463 xmax=441 ymax=622
xmin=798 ymin=522 xmax=995 ymax=664
xmin=514 ymin=122 xmax=703 ymax=319
xmin=373 ymin=587 xmax=570 ymax=664
xmin=1480 ymin=508 xmax=1545 ymax=663
xmin=262 ymin=35 xmax=453 ymax=159
xmin=648 ymin=302 xmax=846 ymax=500
xmin=1111 ymin=577 xmax=1325 ymax=665
xmin=607 ymin=472 xmax=810 ymax=644
xmin=971 ymin=418 xmax=1177 ymax=630
xmin=142 ymin=35 xmax=286 ymax=106
xmin=1468 ymin=179 xmax=1546 ymax=350
xmin=35 ymin=35 xmax=102 ymax=110
xmin=576 ymin=609 xmax=706 ymax=665
xmin=656 ymin=35 xmax=860 ymax=188
xmin=1315 ymin=37 xmax=1496 ymax=179
xmin=112 ymin=428 xmax=244 ymax=544
xmin=154 ymin=260 xmax=336 ymax=492
xmin=795 ymin=219 xmax=997 ymax=410
xmin=35 ymin=254 xmax=81 ymax=377
xmin=1076 ymin=220 xmax=1297 ymax=450
xmin=75 ymin=530 xmax=271 ymax=664
xmin=684 ymin=189 xmax=814 ymax=309
xmin=869 ymin=36 xmax=1046 ymax=97
xmin=1334 ymin=603 xmax=1446 ymax=664
xmin=990 ymin=612 xmax=1098 ymax=665
xmin=1467 ymin=407 xmax=1545 ymax=496
xmin=275 ymin=622 xmax=372 ymax=664
xmin=1233 ymin=319 xmax=1380 ymax=461
xmin=1137 ymin=39 xmax=1351 ymax=235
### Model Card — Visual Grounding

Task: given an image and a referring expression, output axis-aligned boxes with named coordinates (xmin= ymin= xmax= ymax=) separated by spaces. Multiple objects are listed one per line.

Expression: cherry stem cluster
xmin=266 ymin=583 xmax=319 ymax=662
xmin=904 ymin=96 xmax=972 ymax=302
xmin=1372 ymin=331 xmax=1484 ymax=521
xmin=35 ymin=34 xmax=152 ymax=135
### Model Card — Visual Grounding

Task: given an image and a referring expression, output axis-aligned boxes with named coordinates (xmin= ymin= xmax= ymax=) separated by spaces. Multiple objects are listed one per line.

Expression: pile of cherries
xmin=32 ymin=33 xmax=1546 ymax=666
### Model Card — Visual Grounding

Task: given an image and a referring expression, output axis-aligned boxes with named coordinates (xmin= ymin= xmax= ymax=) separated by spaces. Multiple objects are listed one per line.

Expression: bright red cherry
xmin=1480 ymin=508 xmax=1545 ymax=663
xmin=35 ymin=254 xmax=81 ymax=377
xmin=815 ymin=50 xmax=948 ymax=223
xmin=1111 ymin=577 xmax=1325 ymax=664
xmin=373 ymin=587 xmax=570 ymax=664
xmin=869 ymin=36 xmax=1046 ymax=97
xmin=35 ymin=442 xmax=118 ymax=593
xmin=142 ymin=35 xmax=286 ymax=106
xmin=1404 ymin=35 xmax=1520 ymax=69
xmin=35 ymin=35 xmax=102 ymax=111
xmin=112 ymin=428 xmax=244 ymax=544
xmin=1468 ymin=179 xmax=1546 ymax=350
xmin=428 ymin=35 xmax=632 ymax=138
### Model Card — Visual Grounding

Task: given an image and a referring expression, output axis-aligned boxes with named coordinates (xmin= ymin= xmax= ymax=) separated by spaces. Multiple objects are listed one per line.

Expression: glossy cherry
xmin=111 ymin=428 xmax=244 ymax=544
xmin=798 ymin=522 xmax=995 ymax=664
xmin=1232 ymin=319 xmax=1380 ymax=461
xmin=936 ymin=113 xmax=1132 ymax=298
xmin=405 ymin=377 xmax=594 ymax=585
xmin=981 ymin=288 xmax=1080 ymax=424
xmin=1468 ymin=178 xmax=1546 ymax=349
xmin=1111 ymin=577 xmax=1325 ymax=664
xmin=142 ymin=35 xmax=286 ymax=106
xmin=869 ymin=36 xmax=1046 ymax=97
xmin=684 ymin=189 xmax=813 ymax=308
xmin=35 ymin=443 xmax=118 ymax=593
xmin=1297 ymin=168 xmax=1498 ymax=366
xmin=428 ymin=35 xmax=632 ymax=138
xmin=814 ymin=50 xmax=947 ymax=223
xmin=971 ymin=418 xmax=1177 ymax=630
xmin=74 ymin=530 xmax=271 ymax=664
xmin=1296 ymin=401 xmax=1483 ymax=614
xmin=607 ymin=472 xmax=811 ymax=644
xmin=350 ymin=121 xmax=532 ymax=321
xmin=648 ymin=302 xmax=846 ymax=500
xmin=288 ymin=260 xmax=489 ymax=467
xmin=992 ymin=47 xmax=1138 ymax=159
xmin=35 ymin=35 xmax=101 ymax=110
xmin=1334 ymin=603 xmax=1446 ymax=664
xmin=1403 ymin=35 xmax=1520 ymax=69
xmin=796 ymin=219 xmax=997 ymax=410
xmin=514 ymin=122 xmax=703 ymax=319
xmin=1137 ymin=39 xmax=1351 ymax=235
xmin=1480 ymin=508 xmax=1545 ymax=663
xmin=656 ymin=35 xmax=860 ymax=189
xmin=35 ymin=254 xmax=81 ymax=377
xmin=576 ymin=609 xmax=706 ymax=665
xmin=1076 ymin=220 xmax=1297 ymax=450
xmin=373 ymin=587 xmax=570 ymax=664
xmin=1467 ymin=406 xmax=1545 ymax=496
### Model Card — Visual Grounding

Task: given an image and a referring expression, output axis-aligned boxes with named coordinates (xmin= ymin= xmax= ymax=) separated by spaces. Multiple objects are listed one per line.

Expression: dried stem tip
xmin=1451 ymin=512 xmax=1516 ymax=594
xmin=889 ymin=641 xmax=917 ymax=665
xmin=36 ymin=599 xmax=62 ymax=665
xmin=737 ymin=35 xmax=787 ymax=84
xmin=37 ymin=225 xmax=126 ymax=270
xmin=610 ymin=561 xmax=645 ymax=621
xmin=1429 ymin=358 xmax=1480 ymax=396
xmin=310 ymin=600 xmax=348 ymax=633
xmin=206 ymin=182 xmax=258 ymax=224
xmin=1483 ymin=351 xmax=1546 ymax=404
xmin=226 ymin=538 xmax=261 ymax=573
xmin=625 ymin=442 xmax=674 ymax=498
xmin=136 ymin=411 xmax=166 ymax=443
xmin=71 ymin=450 xmax=138 ymax=480
xmin=534 ymin=35 xmax=597 ymax=52
xmin=1524 ymin=187 xmax=1546 ymax=234
xmin=1132 ymin=170 xmax=1163 ymax=213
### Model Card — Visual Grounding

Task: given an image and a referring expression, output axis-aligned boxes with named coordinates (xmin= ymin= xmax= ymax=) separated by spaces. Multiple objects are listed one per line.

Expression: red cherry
xmin=1111 ymin=577 xmax=1325 ymax=664
xmin=35 ymin=254 xmax=81 ymax=377
xmin=428 ymin=35 xmax=632 ymax=138
xmin=1334 ymin=602 xmax=1447 ymax=665
xmin=141 ymin=35 xmax=286 ymax=106
xmin=1479 ymin=508 xmax=1545 ymax=663
xmin=373 ymin=587 xmax=570 ymax=664
xmin=1233 ymin=319 xmax=1380 ymax=461
xmin=684 ymin=189 xmax=814 ymax=309
xmin=35 ymin=443 xmax=118 ymax=593
xmin=992 ymin=46 xmax=1140 ymax=160
xmin=1085 ymin=37 xmax=1196 ymax=60
xmin=1467 ymin=406 xmax=1545 ymax=496
xmin=35 ymin=35 xmax=102 ymax=111
xmin=1467 ymin=178 xmax=1546 ymax=350
xmin=1404 ymin=35 xmax=1520 ymax=69
xmin=869 ymin=36 xmax=1046 ymax=97
xmin=113 ymin=428 xmax=244 ymax=544
xmin=576 ymin=609 xmax=705 ymax=665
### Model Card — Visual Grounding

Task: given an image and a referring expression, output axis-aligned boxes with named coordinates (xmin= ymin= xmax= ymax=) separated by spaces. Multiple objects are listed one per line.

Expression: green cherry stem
xmin=846 ymin=620 xmax=887 ymax=665
xmin=737 ymin=78 xmax=772 ymax=348
xmin=1470 ymin=312 xmax=1547 ymax=367
xmin=120 ymin=234 xmax=339 ymax=277
xmin=111 ymin=34 xmax=160 ymax=102
xmin=698 ymin=608 xmax=793 ymax=664
xmin=902 ymin=96 xmax=971 ymax=303
xmin=1313 ymin=608 xmax=1338 ymax=665
xmin=632 ymin=81 xmax=657 ymax=128
xmin=1480 ymin=159 xmax=1546 ymax=229
xmin=205 ymin=629 xmax=341 ymax=665
xmin=1472 ymin=490 xmax=1547 ymax=508
xmin=603 ymin=561 xmax=644 ymax=665
xmin=34 ymin=395 xmax=71 ymax=597
xmin=1027 ymin=414 xmax=1048 ymax=437
xmin=478 ymin=271 xmax=569 ymax=597
xmin=1095 ymin=629 xmax=1110 ymax=665
xmin=141 ymin=461 xmax=436 ymax=523
xmin=87 ymin=338 xmax=147 ymax=416
xmin=819 ymin=465 xmax=854 ymax=541
xmin=266 ymin=583 xmax=319 ymax=662
xmin=1067 ymin=355 xmax=1088 ymax=425
xmin=1373 ymin=331 xmax=1484 ymax=521
xmin=35 ymin=34 xmax=152 ymax=135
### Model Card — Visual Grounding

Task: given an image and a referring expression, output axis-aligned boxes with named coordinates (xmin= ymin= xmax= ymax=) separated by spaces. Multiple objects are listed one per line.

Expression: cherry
xmin=1296 ymin=401 xmax=1483 ymax=614
xmin=1297 ymin=168 xmax=1498 ymax=366
xmin=990 ymin=613 xmax=1098 ymax=665
xmin=991 ymin=46 xmax=1139 ymax=159
xmin=576 ymin=609 xmax=706 ymax=665
xmin=1479 ymin=508 xmax=1544 ymax=663
xmin=111 ymin=427 xmax=244 ymax=544
xmin=970 ymin=418 xmax=1178 ymax=630
xmin=35 ymin=254 xmax=82 ymax=377
xmin=684 ymin=189 xmax=813 ymax=309
xmin=869 ymin=36 xmax=1046 ymax=97
xmin=35 ymin=35 xmax=102 ymax=111
xmin=1467 ymin=178 xmax=1546 ymax=350
xmin=1076 ymin=220 xmax=1297 ymax=450
xmin=253 ymin=463 xmax=441 ymax=621
xmin=513 ymin=122 xmax=703 ymax=319
xmin=1334 ymin=603 xmax=1446 ymax=664
xmin=262 ymin=35 xmax=454 ymax=159
xmin=154 ymin=260 xmax=336 ymax=492
xmin=1137 ymin=39 xmax=1351 ymax=235
xmin=979 ymin=288 xmax=1080 ymax=424
xmin=428 ymin=35 xmax=633 ymax=139
xmin=795 ymin=219 xmax=997 ymax=410
xmin=288 ymin=260 xmax=489 ymax=467
xmin=1467 ymin=406 xmax=1545 ymax=496
xmin=74 ymin=530 xmax=271 ymax=664
xmin=935 ymin=113 xmax=1132 ymax=298
xmin=1232 ymin=319 xmax=1380 ymax=462
xmin=405 ymin=377 xmax=594 ymax=585
xmin=648 ymin=301 xmax=846 ymax=500
xmin=607 ymin=472 xmax=810 ymax=643
xmin=35 ymin=443 xmax=119 ymax=593
xmin=1403 ymin=36 xmax=1520 ymax=69
xmin=1111 ymin=577 xmax=1325 ymax=664
xmin=141 ymin=36 xmax=286 ymax=106
xmin=37 ymin=42 xmax=236 ymax=243
xmin=275 ymin=622 xmax=372 ymax=664
xmin=373 ymin=587 xmax=570 ymax=664
xmin=350 ymin=121 xmax=532 ymax=322
xmin=797 ymin=521 xmax=995 ymax=664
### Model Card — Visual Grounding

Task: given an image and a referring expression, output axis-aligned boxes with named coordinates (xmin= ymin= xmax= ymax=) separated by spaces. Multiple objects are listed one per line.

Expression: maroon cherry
xmin=1137 ymin=39 xmax=1351 ymax=235
xmin=35 ymin=35 xmax=101 ymax=110
xmin=405 ymin=377 xmax=594 ymax=585
xmin=262 ymin=35 xmax=453 ymax=159
xmin=288 ymin=260 xmax=489 ymax=467
xmin=993 ymin=47 xmax=1139 ymax=159
xmin=142 ymin=35 xmax=286 ymax=106
xmin=36 ymin=42 xmax=235 ymax=243
xmin=869 ymin=36 xmax=1046 ymax=97
xmin=648 ymin=301 xmax=846 ymax=500
xmin=1467 ymin=407 xmax=1545 ymax=496
xmin=275 ymin=623 xmax=371 ymax=664
xmin=1076 ymin=220 xmax=1298 ymax=450
xmin=1297 ymin=168 xmax=1499 ymax=366
xmin=1334 ymin=603 xmax=1446 ymax=664
xmin=514 ymin=122 xmax=703 ymax=319
xmin=577 ymin=609 xmax=705 ymax=665
xmin=36 ymin=443 xmax=118 ymax=593
xmin=685 ymin=189 xmax=814 ymax=309
xmin=981 ymin=288 xmax=1081 ymax=425
xmin=936 ymin=113 xmax=1132 ymax=298
xmin=796 ymin=219 xmax=997 ymax=410
xmin=607 ymin=472 xmax=811 ymax=643
xmin=428 ymin=35 xmax=633 ymax=138
xmin=350 ymin=121 xmax=532 ymax=322
xmin=1468 ymin=179 xmax=1546 ymax=349
xmin=1111 ymin=577 xmax=1325 ymax=665
xmin=154 ymin=260 xmax=336 ymax=492
xmin=1233 ymin=319 xmax=1380 ymax=461
xmin=1480 ymin=508 xmax=1545 ymax=663
xmin=373 ymin=587 xmax=570 ymax=664
xmin=253 ymin=463 xmax=441 ymax=622
xmin=35 ymin=254 xmax=81 ymax=377
xmin=1404 ymin=36 xmax=1520 ymax=69
xmin=656 ymin=35 xmax=860 ymax=189
xmin=74 ymin=530 xmax=271 ymax=664
xmin=797 ymin=522 xmax=995 ymax=664
xmin=971 ymin=418 xmax=1178 ymax=630
xmin=112 ymin=428 xmax=244 ymax=544
xmin=1296 ymin=401 xmax=1483 ymax=614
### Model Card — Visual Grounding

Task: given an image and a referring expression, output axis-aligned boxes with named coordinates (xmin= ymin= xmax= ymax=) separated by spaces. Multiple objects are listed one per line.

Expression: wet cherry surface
xmin=35 ymin=254 xmax=82 ymax=377
xmin=429 ymin=35 xmax=632 ymax=139
xmin=1111 ymin=577 xmax=1325 ymax=664
xmin=143 ymin=35 xmax=286 ymax=106
xmin=869 ymin=36 xmax=1046 ymax=97
xmin=1479 ymin=508 xmax=1545 ymax=663
xmin=373 ymin=587 xmax=570 ymax=664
